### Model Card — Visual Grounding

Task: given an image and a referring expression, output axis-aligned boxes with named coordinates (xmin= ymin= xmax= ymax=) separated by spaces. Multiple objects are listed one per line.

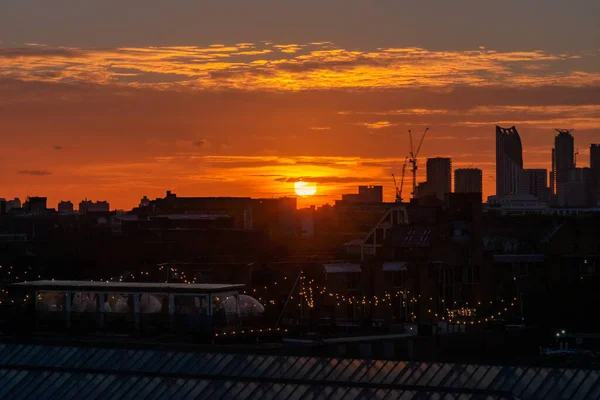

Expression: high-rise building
xmin=559 ymin=168 xmax=593 ymax=207
xmin=23 ymin=197 xmax=47 ymax=213
xmin=79 ymin=200 xmax=110 ymax=215
xmin=592 ymin=144 xmax=600 ymax=174
xmin=425 ymin=157 xmax=452 ymax=201
xmin=58 ymin=201 xmax=74 ymax=213
xmin=519 ymin=169 xmax=548 ymax=201
xmin=357 ymin=185 xmax=383 ymax=203
xmin=454 ymin=168 xmax=482 ymax=194
xmin=496 ymin=126 xmax=523 ymax=195
xmin=5 ymin=198 xmax=20 ymax=212
xmin=551 ymin=129 xmax=575 ymax=197
xmin=416 ymin=181 xmax=431 ymax=199
xmin=591 ymin=144 xmax=600 ymax=205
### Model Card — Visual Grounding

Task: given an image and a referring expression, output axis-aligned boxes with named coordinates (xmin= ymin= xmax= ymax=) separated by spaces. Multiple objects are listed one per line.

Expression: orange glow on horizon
xmin=294 ymin=181 xmax=317 ymax=197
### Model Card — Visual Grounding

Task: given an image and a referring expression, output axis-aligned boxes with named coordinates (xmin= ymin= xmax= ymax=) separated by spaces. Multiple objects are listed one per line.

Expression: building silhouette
xmin=559 ymin=168 xmax=593 ymax=207
xmin=23 ymin=197 xmax=47 ymax=213
xmin=520 ymin=169 xmax=548 ymax=201
xmin=495 ymin=126 xmax=523 ymax=195
xmin=591 ymin=144 xmax=600 ymax=205
xmin=79 ymin=200 xmax=110 ymax=215
xmin=551 ymin=129 xmax=575 ymax=199
xmin=424 ymin=157 xmax=452 ymax=201
xmin=454 ymin=168 xmax=482 ymax=194
xmin=8 ymin=198 xmax=21 ymax=210
xmin=341 ymin=185 xmax=383 ymax=203
xmin=1 ymin=198 xmax=21 ymax=213
xmin=57 ymin=201 xmax=74 ymax=214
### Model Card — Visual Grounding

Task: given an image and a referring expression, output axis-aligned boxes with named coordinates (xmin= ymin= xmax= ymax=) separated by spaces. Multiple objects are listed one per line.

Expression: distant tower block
xmin=425 ymin=157 xmax=452 ymax=201
xmin=551 ymin=129 xmax=575 ymax=196
xmin=454 ymin=168 xmax=482 ymax=194
xmin=495 ymin=125 xmax=523 ymax=195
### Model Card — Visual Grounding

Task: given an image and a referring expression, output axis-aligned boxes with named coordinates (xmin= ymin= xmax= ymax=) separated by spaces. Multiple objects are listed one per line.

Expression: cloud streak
xmin=1 ymin=43 xmax=598 ymax=90
xmin=18 ymin=170 xmax=52 ymax=176
xmin=355 ymin=121 xmax=396 ymax=129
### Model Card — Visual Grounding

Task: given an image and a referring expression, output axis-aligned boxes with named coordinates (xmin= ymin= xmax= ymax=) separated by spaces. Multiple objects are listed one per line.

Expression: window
xmin=438 ymin=269 xmax=454 ymax=285
xmin=347 ymin=272 xmax=359 ymax=290
xmin=36 ymin=291 xmax=67 ymax=312
xmin=462 ymin=266 xmax=480 ymax=284
xmin=384 ymin=271 xmax=406 ymax=288
xmin=174 ymin=295 xmax=208 ymax=315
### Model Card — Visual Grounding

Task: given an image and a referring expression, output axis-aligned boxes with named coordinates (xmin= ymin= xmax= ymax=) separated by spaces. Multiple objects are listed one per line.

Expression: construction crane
xmin=392 ymin=157 xmax=408 ymax=202
xmin=408 ymin=127 xmax=429 ymax=199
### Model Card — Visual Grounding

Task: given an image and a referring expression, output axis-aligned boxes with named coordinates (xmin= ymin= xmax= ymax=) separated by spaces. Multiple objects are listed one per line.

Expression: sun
xmin=294 ymin=181 xmax=317 ymax=197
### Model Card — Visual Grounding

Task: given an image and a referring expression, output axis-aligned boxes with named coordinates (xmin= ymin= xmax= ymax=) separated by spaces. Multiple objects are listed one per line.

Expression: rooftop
xmin=11 ymin=280 xmax=245 ymax=293
xmin=0 ymin=341 xmax=595 ymax=399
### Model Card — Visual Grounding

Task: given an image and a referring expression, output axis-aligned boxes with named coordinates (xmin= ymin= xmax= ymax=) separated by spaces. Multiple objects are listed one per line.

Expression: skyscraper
xmin=519 ymin=169 xmax=548 ymax=201
xmin=426 ymin=157 xmax=452 ymax=201
xmin=560 ymin=168 xmax=593 ymax=207
xmin=591 ymin=144 xmax=600 ymax=205
xmin=551 ymin=129 xmax=575 ymax=197
xmin=454 ymin=168 xmax=482 ymax=194
xmin=58 ymin=201 xmax=74 ymax=213
xmin=496 ymin=126 xmax=523 ymax=195
xmin=592 ymin=144 xmax=600 ymax=174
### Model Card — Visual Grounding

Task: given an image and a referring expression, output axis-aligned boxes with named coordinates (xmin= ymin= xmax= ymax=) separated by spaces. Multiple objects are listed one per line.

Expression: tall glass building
xmin=495 ymin=126 xmax=523 ymax=195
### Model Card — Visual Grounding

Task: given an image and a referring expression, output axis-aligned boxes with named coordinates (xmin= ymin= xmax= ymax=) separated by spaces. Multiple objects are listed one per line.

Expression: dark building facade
xmin=23 ymin=197 xmax=47 ymax=213
xmin=496 ymin=126 xmax=523 ymax=196
xmin=147 ymin=191 xmax=297 ymax=237
xmin=341 ymin=185 xmax=383 ymax=203
xmin=57 ymin=201 xmax=74 ymax=214
xmin=454 ymin=168 xmax=482 ymax=194
xmin=551 ymin=129 xmax=575 ymax=199
xmin=591 ymin=144 xmax=600 ymax=205
xmin=559 ymin=167 xmax=594 ymax=207
xmin=425 ymin=157 xmax=452 ymax=201
xmin=520 ymin=169 xmax=548 ymax=201
xmin=79 ymin=200 xmax=110 ymax=215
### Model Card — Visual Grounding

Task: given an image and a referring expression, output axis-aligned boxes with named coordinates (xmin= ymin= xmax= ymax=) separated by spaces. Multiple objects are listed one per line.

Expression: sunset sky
xmin=1 ymin=1 xmax=599 ymax=209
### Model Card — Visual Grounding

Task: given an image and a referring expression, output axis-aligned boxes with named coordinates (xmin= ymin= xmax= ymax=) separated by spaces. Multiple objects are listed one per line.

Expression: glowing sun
xmin=294 ymin=181 xmax=317 ymax=197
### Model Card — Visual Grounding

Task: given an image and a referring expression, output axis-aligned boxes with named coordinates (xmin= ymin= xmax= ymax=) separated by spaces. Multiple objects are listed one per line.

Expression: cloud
xmin=18 ymin=169 xmax=51 ymax=176
xmin=0 ymin=47 xmax=85 ymax=59
xmin=309 ymin=126 xmax=331 ymax=130
xmin=273 ymin=44 xmax=304 ymax=54
xmin=0 ymin=43 xmax=598 ymax=90
xmin=356 ymin=121 xmax=396 ymax=129
xmin=275 ymin=176 xmax=377 ymax=183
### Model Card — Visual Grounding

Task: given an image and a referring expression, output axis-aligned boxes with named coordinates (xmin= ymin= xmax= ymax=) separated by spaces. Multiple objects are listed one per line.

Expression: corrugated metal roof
xmin=11 ymin=280 xmax=245 ymax=293
xmin=323 ymin=264 xmax=362 ymax=274
xmin=383 ymin=262 xmax=408 ymax=271
xmin=0 ymin=342 xmax=599 ymax=399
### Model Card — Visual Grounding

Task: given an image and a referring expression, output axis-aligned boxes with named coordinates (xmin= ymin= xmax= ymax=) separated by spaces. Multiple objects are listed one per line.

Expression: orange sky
xmin=1 ymin=42 xmax=599 ymax=209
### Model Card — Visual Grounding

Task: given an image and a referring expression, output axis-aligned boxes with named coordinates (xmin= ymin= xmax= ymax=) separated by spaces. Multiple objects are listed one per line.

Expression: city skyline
xmin=2 ymin=126 xmax=598 ymax=210
xmin=2 ymin=3 xmax=600 ymax=388
xmin=1 ymin=1 xmax=599 ymax=209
